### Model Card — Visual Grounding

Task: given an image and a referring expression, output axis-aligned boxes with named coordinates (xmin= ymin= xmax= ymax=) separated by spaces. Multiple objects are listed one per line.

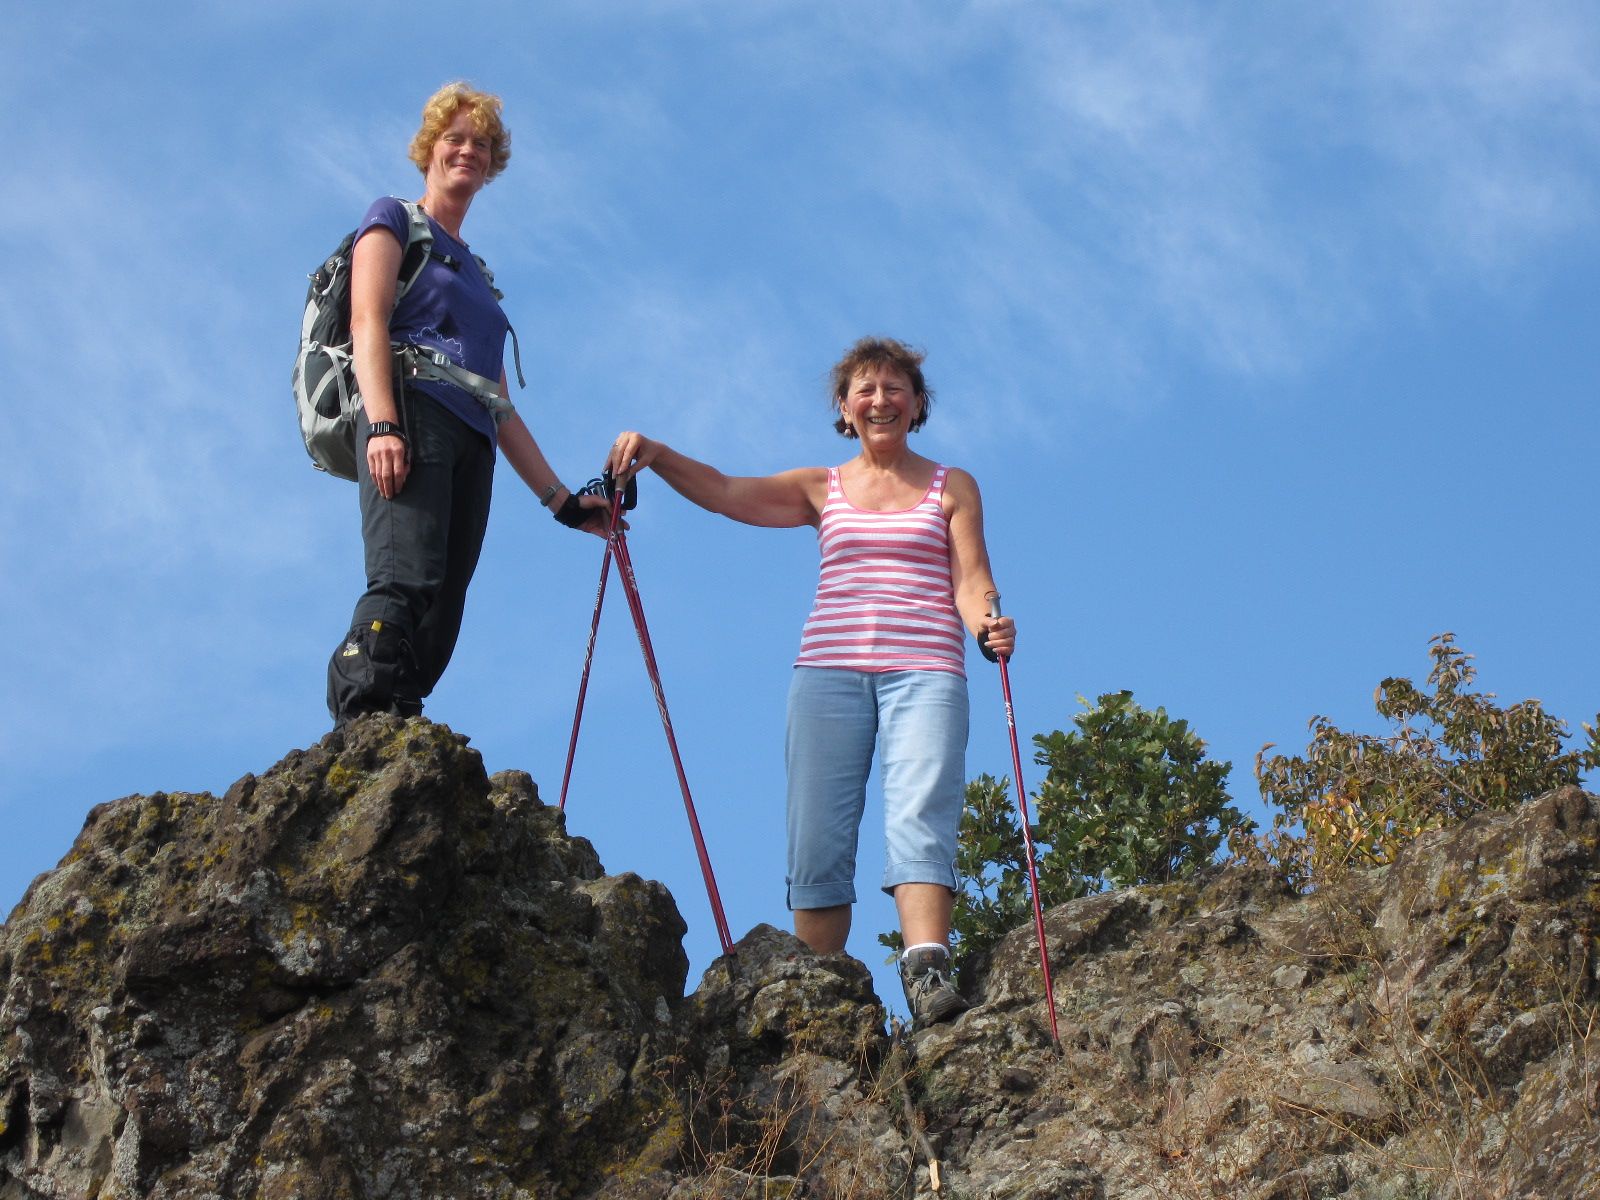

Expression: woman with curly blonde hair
xmin=327 ymin=83 xmax=606 ymax=726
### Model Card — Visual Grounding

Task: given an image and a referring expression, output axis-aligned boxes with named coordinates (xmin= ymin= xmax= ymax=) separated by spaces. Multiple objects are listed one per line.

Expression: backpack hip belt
xmin=397 ymin=343 xmax=516 ymax=424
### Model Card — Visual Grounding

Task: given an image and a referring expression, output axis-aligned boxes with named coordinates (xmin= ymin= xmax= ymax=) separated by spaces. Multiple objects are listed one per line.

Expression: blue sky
xmin=5 ymin=2 xmax=1597 ymax=1018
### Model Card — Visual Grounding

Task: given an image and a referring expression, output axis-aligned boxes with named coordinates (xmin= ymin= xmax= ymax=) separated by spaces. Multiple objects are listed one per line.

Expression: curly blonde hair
xmin=408 ymin=82 xmax=511 ymax=181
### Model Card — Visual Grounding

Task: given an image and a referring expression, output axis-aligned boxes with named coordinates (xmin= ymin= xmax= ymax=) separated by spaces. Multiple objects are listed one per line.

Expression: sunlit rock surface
xmin=3 ymin=716 xmax=1595 ymax=1198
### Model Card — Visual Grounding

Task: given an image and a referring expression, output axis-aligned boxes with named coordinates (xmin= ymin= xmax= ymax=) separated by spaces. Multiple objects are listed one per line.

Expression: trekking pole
xmin=987 ymin=593 xmax=1061 ymax=1049
xmin=561 ymin=475 xmax=735 ymax=955
xmin=557 ymin=537 xmax=614 ymax=811
xmin=558 ymin=474 xmax=634 ymax=810
xmin=607 ymin=507 xmax=735 ymax=956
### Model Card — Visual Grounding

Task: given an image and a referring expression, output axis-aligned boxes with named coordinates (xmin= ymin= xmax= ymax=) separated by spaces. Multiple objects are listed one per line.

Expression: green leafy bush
xmin=882 ymin=691 xmax=1252 ymax=971
xmin=1256 ymin=632 xmax=1600 ymax=889
xmin=1032 ymin=690 xmax=1247 ymax=893
xmin=934 ymin=772 xmax=1091 ymax=969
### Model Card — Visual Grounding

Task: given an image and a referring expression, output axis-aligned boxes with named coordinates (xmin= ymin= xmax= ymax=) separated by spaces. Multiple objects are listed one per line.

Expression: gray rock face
xmin=931 ymin=786 xmax=1600 ymax=1200
xmin=3 ymin=720 xmax=1597 ymax=1199
xmin=0 ymin=718 xmax=689 ymax=1199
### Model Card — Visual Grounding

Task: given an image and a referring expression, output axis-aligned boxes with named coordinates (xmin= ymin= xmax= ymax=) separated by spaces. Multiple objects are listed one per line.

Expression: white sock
xmin=901 ymin=941 xmax=949 ymax=961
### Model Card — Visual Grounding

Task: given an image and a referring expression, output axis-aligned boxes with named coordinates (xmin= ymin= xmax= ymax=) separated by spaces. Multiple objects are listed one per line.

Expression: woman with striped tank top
xmin=606 ymin=337 xmax=1015 ymax=1028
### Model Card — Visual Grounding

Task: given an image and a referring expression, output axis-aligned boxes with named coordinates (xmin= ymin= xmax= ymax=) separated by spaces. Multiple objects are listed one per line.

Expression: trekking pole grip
xmin=978 ymin=592 xmax=1005 ymax=664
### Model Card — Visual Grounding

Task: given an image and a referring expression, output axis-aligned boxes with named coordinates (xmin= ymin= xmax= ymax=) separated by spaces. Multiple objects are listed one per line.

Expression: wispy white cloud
xmin=884 ymin=2 xmax=1600 ymax=390
xmin=4 ymin=0 xmax=1597 ymax=791
xmin=1341 ymin=2 xmax=1600 ymax=271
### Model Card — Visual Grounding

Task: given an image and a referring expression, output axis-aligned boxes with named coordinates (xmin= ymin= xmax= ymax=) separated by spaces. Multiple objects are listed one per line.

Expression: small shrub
xmin=1032 ymin=689 xmax=1248 ymax=894
xmin=941 ymin=772 xmax=1092 ymax=969
xmin=1257 ymin=632 xmax=1600 ymax=888
xmin=883 ymin=691 xmax=1252 ymax=972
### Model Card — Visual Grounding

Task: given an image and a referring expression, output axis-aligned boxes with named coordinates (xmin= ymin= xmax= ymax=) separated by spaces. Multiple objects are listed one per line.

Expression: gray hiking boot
xmin=899 ymin=944 xmax=970 ymax=1030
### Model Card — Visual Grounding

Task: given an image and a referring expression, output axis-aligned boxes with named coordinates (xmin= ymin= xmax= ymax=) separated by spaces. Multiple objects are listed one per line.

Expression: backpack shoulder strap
xmin=394 ymin=199 xmax=434 ymax=301
xmin=399 ymin=198 xmax=430 ymax=240
xmin=472 ymin=253 xmax=504 ymax=302
xmin=393 ymin=202 xmax=526 ymax=394
xmin=470 ymin=250 xmax=524 ymax=390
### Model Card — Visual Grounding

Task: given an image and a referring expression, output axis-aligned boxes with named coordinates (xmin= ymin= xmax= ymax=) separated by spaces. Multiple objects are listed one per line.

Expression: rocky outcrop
xmin=0 ymin=719 xmax=689 ymax=1198
xmin=3 ymin=717 xmax=1597 ymax=1199
xmin=915 ymin=785 xmax=1600 ymax=1199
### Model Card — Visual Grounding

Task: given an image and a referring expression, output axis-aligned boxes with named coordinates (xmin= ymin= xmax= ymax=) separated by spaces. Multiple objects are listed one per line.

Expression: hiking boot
xmin=899 ymin=944 xmax=970 ymax=1030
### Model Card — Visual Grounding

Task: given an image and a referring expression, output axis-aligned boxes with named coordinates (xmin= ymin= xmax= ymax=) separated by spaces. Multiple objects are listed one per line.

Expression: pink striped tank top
xmin=794 ymin=465 xmax=966 ymax=676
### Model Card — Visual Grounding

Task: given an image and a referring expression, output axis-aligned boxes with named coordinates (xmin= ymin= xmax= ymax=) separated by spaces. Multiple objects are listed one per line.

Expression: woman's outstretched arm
xmin=608 ymin=432 xmax=826 ymax=529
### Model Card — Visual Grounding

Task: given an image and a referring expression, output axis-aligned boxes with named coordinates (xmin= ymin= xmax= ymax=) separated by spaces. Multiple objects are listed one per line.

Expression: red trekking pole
xmin=558 ymin=537 xmax=613 ymax=811
xmin=986 ymin=593 xmax=1060 ymax=1048
xmin=561 ymin=476 xmax=735 ymax=956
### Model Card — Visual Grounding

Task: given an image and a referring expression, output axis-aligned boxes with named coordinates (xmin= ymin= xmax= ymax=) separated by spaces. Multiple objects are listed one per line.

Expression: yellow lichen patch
xmin=197 ymin=840 xmax=235 ymax=873
xmin=1503 ymin=847 xmax=1528 ymax=884
xmin=1433 ymin=869 xmax=1460 ymax=905
xmin=324 ymin=763 xmax=361 ymax=798
xmin=605 ymin=1107 xmax=687 ymax=1182
xmin=285 ymin=900 xmax=325 ymax=938
xmin=440 ymin=943 xmax=493 ymax=999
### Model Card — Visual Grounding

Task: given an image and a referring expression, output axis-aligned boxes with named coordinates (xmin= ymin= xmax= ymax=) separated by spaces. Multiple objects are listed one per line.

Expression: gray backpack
xmin=292 ymin=199 xmax=520 ymax=479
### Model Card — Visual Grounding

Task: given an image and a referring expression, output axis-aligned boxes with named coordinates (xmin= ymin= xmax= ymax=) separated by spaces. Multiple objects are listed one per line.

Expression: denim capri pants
xmin=785 ymin=666 xmax=970 ymax=910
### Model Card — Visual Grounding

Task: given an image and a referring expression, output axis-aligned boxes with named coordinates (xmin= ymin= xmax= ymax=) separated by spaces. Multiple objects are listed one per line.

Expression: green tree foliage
xmin=936 ymin=772 xmax=1091 ymax=969
xmin=1257 ymin=632 xmax=1600 ymax=889
xmin=1032 ymin=690 xmax=1247 ymax=893
xmin=882 ymin=691 xmax=1252 ymax=971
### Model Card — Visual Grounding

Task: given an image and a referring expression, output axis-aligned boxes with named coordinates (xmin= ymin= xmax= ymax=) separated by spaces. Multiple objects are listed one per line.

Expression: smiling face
xmin=839 ymin=364 xmax=923 ymax=442
xmin=408 ymin=84 xmax=510 ymax=183
xmin=426 ymin=109 xmax=493 ymax=196
xmin=827 ymin=337 xmax=933 ymax=439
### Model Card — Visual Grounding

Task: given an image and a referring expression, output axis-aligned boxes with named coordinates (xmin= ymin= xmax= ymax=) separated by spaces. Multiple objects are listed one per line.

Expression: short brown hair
xmin=829 ymin=337 xmax=933 ymax=439
xmin=408 ymin=82 xmax=511 ymax=181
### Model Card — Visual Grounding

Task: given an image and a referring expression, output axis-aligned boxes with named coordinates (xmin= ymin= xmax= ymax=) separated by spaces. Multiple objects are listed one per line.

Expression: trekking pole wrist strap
xmin=553 ymin=494 xmax=589 ymax=529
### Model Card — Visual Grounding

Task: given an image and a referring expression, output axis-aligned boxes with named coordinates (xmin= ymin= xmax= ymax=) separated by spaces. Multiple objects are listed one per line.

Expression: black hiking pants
xmin=327 ymin=390 xmax=494 ymax=725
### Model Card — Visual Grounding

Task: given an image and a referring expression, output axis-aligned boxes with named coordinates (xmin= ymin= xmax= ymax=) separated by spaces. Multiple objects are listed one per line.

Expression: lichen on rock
xmin=0 ymin=717 xmax=691 ymax=1199
xmin=2 ymin=719 xmax=1596 ymax=1199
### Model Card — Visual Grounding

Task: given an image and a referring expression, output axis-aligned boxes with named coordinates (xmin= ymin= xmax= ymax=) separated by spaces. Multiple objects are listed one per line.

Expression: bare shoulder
xmin=780 ymin=466 xmax=831 ymax=518
xmin=940 ymin=465 xmax=984 ymax=513
xmin=731 ymin=465 xmax=830 ymax=528
xmin=781 ymin=465 xmax=831 ymax=485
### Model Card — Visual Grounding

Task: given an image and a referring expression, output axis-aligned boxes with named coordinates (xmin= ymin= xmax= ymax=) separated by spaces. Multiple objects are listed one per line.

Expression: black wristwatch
xmin=368 ymin=421 xmax=407 ymax=441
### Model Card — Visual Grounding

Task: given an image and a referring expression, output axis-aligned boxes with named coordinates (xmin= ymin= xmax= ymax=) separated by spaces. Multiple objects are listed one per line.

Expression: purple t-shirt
xmin=355 ymin=196 xmax=509 ymax=448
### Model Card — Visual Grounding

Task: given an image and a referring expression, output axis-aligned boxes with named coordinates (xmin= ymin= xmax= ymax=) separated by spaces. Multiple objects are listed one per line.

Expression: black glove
xmin=557 ymin=470 xmax=638 ymax=530
xmin=553 ymin=494 xmax=591 ymax=529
